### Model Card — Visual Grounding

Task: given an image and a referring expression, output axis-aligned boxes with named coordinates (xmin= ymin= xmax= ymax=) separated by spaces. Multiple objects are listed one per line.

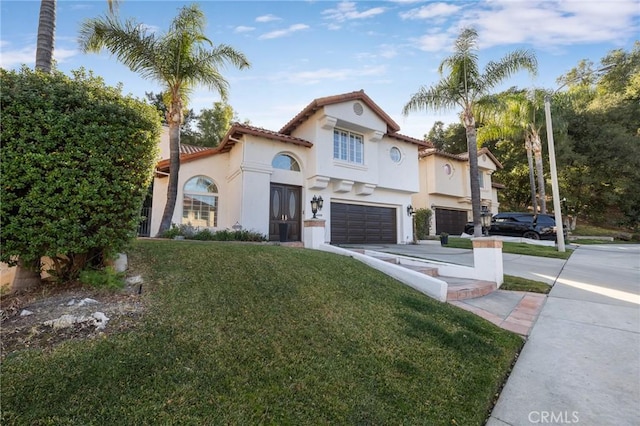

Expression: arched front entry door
xmin=269 ymin=184 xmax=301 ymax=241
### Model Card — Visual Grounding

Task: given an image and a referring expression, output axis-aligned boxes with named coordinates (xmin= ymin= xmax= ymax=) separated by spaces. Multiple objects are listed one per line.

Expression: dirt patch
xmin=1 ymin=278 xmax=145 ymax=360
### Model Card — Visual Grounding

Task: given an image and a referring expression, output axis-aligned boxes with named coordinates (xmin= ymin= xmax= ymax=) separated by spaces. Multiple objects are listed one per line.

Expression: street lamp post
xmin=542 ymin=64 xmax=613 ymax=252
xmin=543 ymin=95 xmax=566 ymax=252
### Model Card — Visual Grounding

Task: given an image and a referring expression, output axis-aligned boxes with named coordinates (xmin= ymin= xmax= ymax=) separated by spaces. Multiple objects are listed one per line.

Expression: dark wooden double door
xmin=269 ymin=184 xmax=301 ymax=241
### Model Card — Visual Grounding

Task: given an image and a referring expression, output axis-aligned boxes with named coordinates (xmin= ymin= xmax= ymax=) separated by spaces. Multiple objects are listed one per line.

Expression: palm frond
xmin=482 ymin=49 xmax=538 ymax=90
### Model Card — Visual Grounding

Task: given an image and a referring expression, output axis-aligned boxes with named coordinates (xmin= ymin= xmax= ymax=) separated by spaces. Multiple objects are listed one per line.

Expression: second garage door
xmin=331 ymin=203 xmax=397 ymax=244
xmin=435 ymin=208 xmax=468 ymax=235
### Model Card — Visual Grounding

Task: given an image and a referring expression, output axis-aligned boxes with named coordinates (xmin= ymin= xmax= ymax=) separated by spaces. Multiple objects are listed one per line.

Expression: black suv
xmin=464 ymin=212 xmax=564 ymax=240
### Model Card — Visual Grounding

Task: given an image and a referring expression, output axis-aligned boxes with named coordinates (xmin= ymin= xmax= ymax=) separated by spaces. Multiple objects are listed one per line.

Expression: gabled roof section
xmin=218 ymin=122 xmax=313 ymax=153
xmin=156 ymin=123 xmax=313 ymax=174
xmin=387 ymin=132 xmax=431 ymax=147
xmin=279 ymin=89 xmax=401 ymax=135
xmin=419 ymin=147 xmax=503 ymax=169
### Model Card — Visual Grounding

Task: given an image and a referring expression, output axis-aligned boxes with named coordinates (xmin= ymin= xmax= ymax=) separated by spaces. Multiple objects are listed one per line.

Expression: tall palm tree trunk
xmin=532 ymin=135 xmax=547 ymax=214
xmin=158 ymin=100 xmax=183 ymax=234
xmin=525 ymin=137 xmax=538 ymax=212
xmin=35 ymin=0 xmax=56 ymax=73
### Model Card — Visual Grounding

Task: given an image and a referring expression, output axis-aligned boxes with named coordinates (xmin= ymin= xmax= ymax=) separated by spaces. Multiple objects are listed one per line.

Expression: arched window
xmin=182 ymin=176 xmax=218 ymax=228
xmin=272 ymin=154 xmax=300 ymax=171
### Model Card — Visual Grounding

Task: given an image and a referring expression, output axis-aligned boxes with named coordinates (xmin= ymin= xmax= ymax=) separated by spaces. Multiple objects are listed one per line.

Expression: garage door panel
xmin=435 ymin=209 xmax=467 ymax=235
xmin=331 ymin=203 xmax=396 ymax=244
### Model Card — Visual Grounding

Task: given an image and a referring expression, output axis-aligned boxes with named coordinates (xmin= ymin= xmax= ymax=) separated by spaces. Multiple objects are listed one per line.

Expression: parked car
xmin=464 ymin=212 xmax=565 ymax=240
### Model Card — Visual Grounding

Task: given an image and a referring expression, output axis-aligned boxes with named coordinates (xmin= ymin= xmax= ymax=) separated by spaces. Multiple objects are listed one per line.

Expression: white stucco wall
xmin=150 ymin=97 xmax=422 ymax=243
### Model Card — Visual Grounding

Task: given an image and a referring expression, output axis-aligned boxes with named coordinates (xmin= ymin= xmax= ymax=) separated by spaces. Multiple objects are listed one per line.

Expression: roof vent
xmin=353 ymin=102 xmax=363 ymax=116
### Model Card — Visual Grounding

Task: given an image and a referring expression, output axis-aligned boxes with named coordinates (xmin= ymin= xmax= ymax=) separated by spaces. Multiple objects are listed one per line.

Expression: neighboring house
xmin=149 ymin=90 xmax=428 ymax=244
xmin=411 ymin=147 xmax=503 ymax=236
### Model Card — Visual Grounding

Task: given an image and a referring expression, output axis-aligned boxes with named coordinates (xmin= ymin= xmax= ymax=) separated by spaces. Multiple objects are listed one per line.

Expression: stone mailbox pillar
xmin=472 ymin=238 xmax=504 ymax=286
xmin=304 ymin=219 xmax=326 ymax=249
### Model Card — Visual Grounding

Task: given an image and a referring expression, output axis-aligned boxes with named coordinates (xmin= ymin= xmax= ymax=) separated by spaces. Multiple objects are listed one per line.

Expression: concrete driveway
xmin=488 ymin=244 xmax=640 ymax=425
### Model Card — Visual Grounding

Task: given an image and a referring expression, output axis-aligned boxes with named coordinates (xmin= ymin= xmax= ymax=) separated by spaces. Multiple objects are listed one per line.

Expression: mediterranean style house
xmin=412 ymin=147 xmax=503 ymax=235
xmin=145 ymin=90 xmax=502 ymax=243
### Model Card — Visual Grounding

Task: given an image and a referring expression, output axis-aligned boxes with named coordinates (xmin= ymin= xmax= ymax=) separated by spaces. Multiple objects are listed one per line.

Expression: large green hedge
xmin=0 ymin=67 xmax=161 ymax=279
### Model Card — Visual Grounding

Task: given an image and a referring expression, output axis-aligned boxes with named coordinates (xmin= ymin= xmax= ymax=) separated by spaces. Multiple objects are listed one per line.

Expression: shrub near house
xmin=0 ymin=67 xmax=161 ymax=282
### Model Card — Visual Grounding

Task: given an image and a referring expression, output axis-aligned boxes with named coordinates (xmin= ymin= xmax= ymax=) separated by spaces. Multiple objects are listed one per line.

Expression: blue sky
xmin=2 ymin=0 xmax=638 ymax=139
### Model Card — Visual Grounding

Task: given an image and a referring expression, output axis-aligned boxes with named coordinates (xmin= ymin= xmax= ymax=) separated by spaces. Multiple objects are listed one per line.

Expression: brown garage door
xmin=435 ymin=208 xmax=468 ymax=235
xmin=331 ymin=203 xmax=397 ymax=244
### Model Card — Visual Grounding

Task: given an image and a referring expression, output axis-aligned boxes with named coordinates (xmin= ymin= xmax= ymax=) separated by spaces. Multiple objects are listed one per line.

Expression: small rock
xmin=126 ymin=275 xmax=144 ymax=285
xmin=45 ymin=314 xmax=80 ymax=329
xmin=92 ymin=312 xmax=109 ymax=330
xmin=78 ymin=298 xmax=99 ymax=306
xmin=20 ymin=309 xmax=34 ymax=316
xmin=113 ymin=253 xmax=128 ymax=273
xmin=67 ymin=299 xmax=77 ymax=306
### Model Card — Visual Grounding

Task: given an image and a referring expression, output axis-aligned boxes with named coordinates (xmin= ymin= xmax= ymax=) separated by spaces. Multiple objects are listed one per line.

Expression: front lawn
xmin=444 ymin=237 xmax=573 ymax=260
xmin=1 ymin=240 xmax=523 ymax=425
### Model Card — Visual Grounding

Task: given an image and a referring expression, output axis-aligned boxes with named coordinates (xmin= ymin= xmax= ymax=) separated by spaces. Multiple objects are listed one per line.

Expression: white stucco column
xmin=303 ymin=219 xmax=326 ymax=249
xmin=472 ymin=238 xmax=503 ymax=286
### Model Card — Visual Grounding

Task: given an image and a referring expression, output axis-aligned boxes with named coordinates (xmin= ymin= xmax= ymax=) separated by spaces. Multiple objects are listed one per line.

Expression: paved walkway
xmin=341 ymin=242 xmax=566 ymax=336
xmin=488 ymin=244 xmax=640 ymax=425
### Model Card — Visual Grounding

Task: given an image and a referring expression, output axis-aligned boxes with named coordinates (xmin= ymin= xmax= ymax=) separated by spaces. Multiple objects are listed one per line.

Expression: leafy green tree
xmin=403 ymin=27 xmax=537 ymax=237
xmin=557 ymin=43 xmax=640 ymax=229
xmin=1 ymin=67 xmax=161 ymax=290
xmin=196 ymin=101 xmax=236 ymax=147
xmin=478 ymin=89 xmax=551 ymax=213
xmin=425 ymin=121 xmax=467 ymax=153
xmin=79 ymin=4 xmax=250 ymax=235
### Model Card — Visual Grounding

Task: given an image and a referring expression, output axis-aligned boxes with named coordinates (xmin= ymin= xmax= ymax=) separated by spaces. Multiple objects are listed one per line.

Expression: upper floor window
xmin=478 ymin=170 xmax=485 ymax=188
xmin=333 ymin=129 xmax=363 ymax=164
xmin=272 ymin=154 xmax=300 ymax=171
xmin=182 ymin=176 xmax=218 ymax=228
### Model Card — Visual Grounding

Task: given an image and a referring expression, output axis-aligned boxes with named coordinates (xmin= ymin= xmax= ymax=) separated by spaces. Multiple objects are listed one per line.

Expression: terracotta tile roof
xmin=419 ymin=147 xmax=503 ymax=169
xmin=387 ymin=132 xmax=431 ymax=147
xmin=279 ymin=90 xmax=429 ymax=147
xmin=156 ymin=123 xmax=313 ymax=174
xmin=217 ymin=122 xmax=313 ymax=153
xmin=280 ymin=89 xmax=401 ymax=135
xmin=180 ymin=144 xmax=212 ymax=155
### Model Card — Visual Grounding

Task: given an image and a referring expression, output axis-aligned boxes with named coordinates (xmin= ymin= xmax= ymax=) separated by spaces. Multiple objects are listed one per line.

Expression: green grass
xmin=501 ymin=275 xmax=551 ymax=294
xmin=444 ymin=237 xmax=573 ymax=260
xmin=570 ymin=224 xmax=620 ymax=237
xmin=1 ymin=240 xmax=524 ymax=425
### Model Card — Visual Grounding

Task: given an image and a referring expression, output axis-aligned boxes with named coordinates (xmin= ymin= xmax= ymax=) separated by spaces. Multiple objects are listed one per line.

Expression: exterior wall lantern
xmin=481 ymin=205 xmax=492 ymax=235
xmin=407 ymin=205 xmax=415 ymax=217
xmin=310 ymin=195 xmax=323 ymax=219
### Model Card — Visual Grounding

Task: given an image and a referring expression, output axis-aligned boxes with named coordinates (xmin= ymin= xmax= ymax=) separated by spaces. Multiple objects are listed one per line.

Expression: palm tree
xmin=79 ymin=4 xmax=250 ymax=235
xmin=478 ymin=89 xmax=547 ymax=213
xmin=403 ymin=27 xmax=537 ymax=237
xmin=35 ymin=0 xmax=118 ymax=73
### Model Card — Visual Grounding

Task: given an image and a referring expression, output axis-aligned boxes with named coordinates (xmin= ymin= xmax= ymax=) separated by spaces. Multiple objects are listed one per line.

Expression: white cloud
xmin=399 ymin=2 xmax=461 ymax=20
xmin=255 ymin=14 xmax=281 ymax=23
xmin=234 ymin=26 xmax=255 ymax=34
xmin=413 ymin=32 xmax=454 ymax=52
xmin=462 ymin=0 xmax=640 ymax=49
xmin=322 ymin=1 xmax=386 ymax=22
xmin=259 ymin=24 xmax=310 ymax=40
xmin=274 ymin=65 xmax=387 ymax=85
xmin=0 ymin=45 xmax=77 ymax=69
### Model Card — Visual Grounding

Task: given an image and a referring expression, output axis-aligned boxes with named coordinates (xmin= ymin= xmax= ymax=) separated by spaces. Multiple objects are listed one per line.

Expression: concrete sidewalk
xmin=487 ymin=244 xmax=640 ymax=425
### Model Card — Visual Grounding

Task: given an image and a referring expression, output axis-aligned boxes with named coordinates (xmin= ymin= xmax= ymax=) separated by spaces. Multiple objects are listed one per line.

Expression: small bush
xmin=415 ymin=208 xmax=432 ymax=239
xmin=159 ymin=224 xmax=266 ymax=242
xmin=79 ymin=267 xmax=125 ymax=290
xmin=191 ymin=229 xmax=215 ymax=240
